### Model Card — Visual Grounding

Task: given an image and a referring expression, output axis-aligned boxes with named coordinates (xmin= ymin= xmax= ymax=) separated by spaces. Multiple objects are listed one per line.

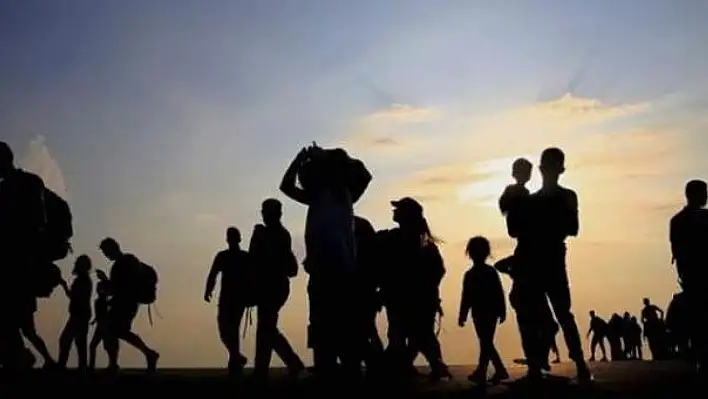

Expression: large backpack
xmin=32 ymin=262 xmax=63 ymax=298
xmin=134 ymin=261 xmax=158 ymax=305
xmin=43 ymin=188 xmax=73 ymax=261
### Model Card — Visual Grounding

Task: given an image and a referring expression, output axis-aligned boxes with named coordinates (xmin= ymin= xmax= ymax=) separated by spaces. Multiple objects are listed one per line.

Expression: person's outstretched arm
xmin=280 ymin=149 xmax=310 ymax=205
xmin=204 ymin=253 xmax=222 ymax=303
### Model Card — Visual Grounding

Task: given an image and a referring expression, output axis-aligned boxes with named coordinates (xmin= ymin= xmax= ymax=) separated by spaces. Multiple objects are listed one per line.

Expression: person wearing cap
xmin=377 ymin=197 xmax=451 ymax=381
xmin=0 ymin=141 xmax=48 ymax=370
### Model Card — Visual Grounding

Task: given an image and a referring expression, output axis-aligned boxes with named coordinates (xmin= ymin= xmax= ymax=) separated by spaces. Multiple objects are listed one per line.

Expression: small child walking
xmin=58 ymin=255 xmax=93 ymax=371
xmin=458 ymin=236 xmax=509 ymax=385
xmin=88 ymin=278 xmax=110 ymax=370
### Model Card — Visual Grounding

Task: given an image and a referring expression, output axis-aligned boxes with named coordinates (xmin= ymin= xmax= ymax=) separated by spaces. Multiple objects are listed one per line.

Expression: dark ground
xmin=2 ymin=360 xmax=699 ymax=398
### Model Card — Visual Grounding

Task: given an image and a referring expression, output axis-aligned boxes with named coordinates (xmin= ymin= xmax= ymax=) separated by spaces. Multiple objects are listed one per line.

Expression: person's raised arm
xmin=279 ymin=149 xmax=310 ymax=205
xmin=204 ymin=253 xmax=222 ymax=303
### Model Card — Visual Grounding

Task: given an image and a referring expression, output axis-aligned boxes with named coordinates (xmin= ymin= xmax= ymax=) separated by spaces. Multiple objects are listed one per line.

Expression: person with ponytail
xmin=377 ymin=197 xmax=451 ymax=381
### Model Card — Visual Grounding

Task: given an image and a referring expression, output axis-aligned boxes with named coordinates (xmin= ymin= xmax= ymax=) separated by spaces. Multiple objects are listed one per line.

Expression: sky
xmin=2 ymin=0 xmax=708 ymax=368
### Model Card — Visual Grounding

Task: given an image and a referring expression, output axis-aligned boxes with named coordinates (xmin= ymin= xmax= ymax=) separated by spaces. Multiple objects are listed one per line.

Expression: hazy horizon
xmin=2 ymin=1 xmax=707 ymax=367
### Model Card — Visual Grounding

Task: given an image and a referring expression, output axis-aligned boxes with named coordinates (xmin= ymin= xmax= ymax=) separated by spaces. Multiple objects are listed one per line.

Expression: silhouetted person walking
xmin=670 ymin=179 xmax=708 ymax=371
xmin=459 ymin=236 xmax=509 ymax=385
xmin=379 ymin=198 xmax=451 ymax=380
xmin=527 ymin=148 xmax=591 ymax=381
xmin=587 ymin=311 xmax=608 ymax=362
xmin=627 ymin=316 xmax=643 ymax=360
xmin=249 ymin=199 xmax=305 ymax=380
xmin=497 ymin=157 xmax=557 ymax=377
xmin=607 ymin=313 xmax=625 ymax=361
xmin=280 ymin=144 xmax=371 ymax=378
xmin=354 ymin=215 xmax=384 ymax=375
xmin=88 ymin=279 xmax=110 ymax=370
xmin=641 ymin=297 xmax=666 ymax=360
xmin=100 ymin=238 xmax=159 ymax=372
xmin=57 ymin=255 xmax=93 ymax=371
xmin=0 ymin=141 xmax=47 ymax=370
xmin=205 ymin=227 xmax=250 ymax=375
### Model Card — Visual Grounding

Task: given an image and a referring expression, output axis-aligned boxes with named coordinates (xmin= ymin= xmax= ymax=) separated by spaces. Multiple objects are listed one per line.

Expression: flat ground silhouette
xmin=2 ymin=360 xmax=698 ymax=398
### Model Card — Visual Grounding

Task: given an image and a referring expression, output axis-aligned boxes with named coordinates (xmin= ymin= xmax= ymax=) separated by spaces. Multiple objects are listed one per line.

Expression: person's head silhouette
xmin=391 ymin=197 xmax=424 ymax=227
xmin=643 ymin=297 xmax=650 ymax=306
xmin=589 ymin=310 xmax=596 ymax=318
xmin=465 ymin=236 xmax=491 ymax=265
xmin=0 ymin=141 xmax=14 ymax=178
xmin=73 ymin=254 xmax=93 ymax=276
xmin=540 ymin=147 xmax=566 ymax=185
xmin=512 ymin=158 xmax=533 ymax=185
xmin=99 ymin=238 xmax=122 ymax=261
xmin=685 ymin=179 xmax=707 ymax=209
xmin=226 ymin=227 xmax=241 ymax=249
xmin=261 ymin=198 xmax=283 ymax=226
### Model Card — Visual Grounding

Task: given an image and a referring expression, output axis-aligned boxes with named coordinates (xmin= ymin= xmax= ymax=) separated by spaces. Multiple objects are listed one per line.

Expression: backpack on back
xmin=43 ymin=188 xmax=73 ymax=261
xmin=134 ymin=261 xmax=158 ymax=305
xmin=33 ymin=262 xmax=63 ymax=298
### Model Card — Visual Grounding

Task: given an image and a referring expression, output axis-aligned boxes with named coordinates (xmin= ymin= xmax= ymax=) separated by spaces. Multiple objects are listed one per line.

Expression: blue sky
xmin=2 ymin=1 xmax=707 ymax=367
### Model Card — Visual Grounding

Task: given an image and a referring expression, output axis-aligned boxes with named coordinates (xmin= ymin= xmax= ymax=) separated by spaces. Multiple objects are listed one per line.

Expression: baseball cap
xmin=391 ymin=197 xmax=423 ymax=215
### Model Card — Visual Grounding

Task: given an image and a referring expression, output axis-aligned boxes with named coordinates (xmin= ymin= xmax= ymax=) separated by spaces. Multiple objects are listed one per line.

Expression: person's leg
xmin=543 ymin=267 xmax=590 ymax=379
xmin=413 ymin=302 xmax=449 ymax=380
xmin=471 ymin=316 xmax=492 ymax=378
xmin=254 ymin=302 xmax=278 ymax=376
xmin=88 ymin=329 xmax=102 ymax=370
xmin=20 ymin=314 xmax=54 ymax=366
xmin=74 ymin=319 xmax=89 ymax=371
xmin=57 ymin=317 xmax=74 ymax=368
xmin=512 ymin=283 xmax=544 ymax=377
xmin=113 ymin=302 xmax=159 ymax=371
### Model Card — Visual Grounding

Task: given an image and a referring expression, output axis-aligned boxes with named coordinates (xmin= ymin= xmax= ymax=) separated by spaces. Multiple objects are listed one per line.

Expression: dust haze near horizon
xmin=2 ymin=1 xmax=707 ymax=368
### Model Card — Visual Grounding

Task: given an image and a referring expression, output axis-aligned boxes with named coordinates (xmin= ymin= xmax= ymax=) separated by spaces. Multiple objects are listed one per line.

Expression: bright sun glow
xmin=458 ymin=154 xmax=542 ymax=206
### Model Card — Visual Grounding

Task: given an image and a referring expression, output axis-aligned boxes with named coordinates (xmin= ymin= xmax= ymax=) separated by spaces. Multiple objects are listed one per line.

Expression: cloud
xmin=19 ymin=135 xmax=68 ymax=199
xmin=361 ymin=103 xmax=442 ymax=124
xmin=341 ymin=103 xmax=442 ymax=156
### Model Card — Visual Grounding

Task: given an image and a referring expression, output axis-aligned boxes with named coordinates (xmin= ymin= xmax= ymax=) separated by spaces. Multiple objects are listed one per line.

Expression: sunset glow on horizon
xmin=2 ymin=1 xmax=707 ymax=368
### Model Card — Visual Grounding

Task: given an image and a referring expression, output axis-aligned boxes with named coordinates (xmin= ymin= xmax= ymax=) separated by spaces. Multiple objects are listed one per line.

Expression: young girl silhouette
xmin=458 ymin=236 xmax=509 ymax=385
xmin=58 ymin=255 xmax=93 ymax=371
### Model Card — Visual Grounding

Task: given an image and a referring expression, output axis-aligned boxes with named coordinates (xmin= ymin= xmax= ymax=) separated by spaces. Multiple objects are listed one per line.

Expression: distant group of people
xmin=3 ymin=137 xmax=708 ymax=383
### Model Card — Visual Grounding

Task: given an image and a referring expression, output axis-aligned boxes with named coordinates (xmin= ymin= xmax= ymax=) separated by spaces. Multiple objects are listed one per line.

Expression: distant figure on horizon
xmin=280 ymin=144 xmax=371 ymax=378
xmin=249 ymin=199 xmax=305 ymax=380
xmin=88 ymin=279 xmax=110 ymax=370
xmin=525 ymin=148 xmax=591 ymax=382
xmin=607 ymin=313 xmax=625 ymax=361
xmin=205 ymin=227 xmax=251 ymax=375
xmin=100 ymin=238 xmax=159 ymax=372
xmin=627 ymin=315 xmax=643 ymax=360
xmin=670 ymin=179 xmax=708 ymax=372
xmin=641 ymin=297 xmax=667 ymax=360
xmin=587 ymin=311 xmax=608 ymax=362
xmin=459 ymin=236 xmax=509 ymax=385
xmin=57 ymin=255 xmax=93 ymax=371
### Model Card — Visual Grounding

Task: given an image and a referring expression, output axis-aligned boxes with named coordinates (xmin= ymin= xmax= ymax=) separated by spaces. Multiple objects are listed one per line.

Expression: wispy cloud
xmin=361 ymin=103 xmax=442 ymax=124
xmin=19 ymin=135 xmax=69 ymax=199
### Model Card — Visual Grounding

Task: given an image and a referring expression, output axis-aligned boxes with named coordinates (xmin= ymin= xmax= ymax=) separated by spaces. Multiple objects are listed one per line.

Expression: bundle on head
xmin=299 ymin=147 xmax=369 ymax=201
